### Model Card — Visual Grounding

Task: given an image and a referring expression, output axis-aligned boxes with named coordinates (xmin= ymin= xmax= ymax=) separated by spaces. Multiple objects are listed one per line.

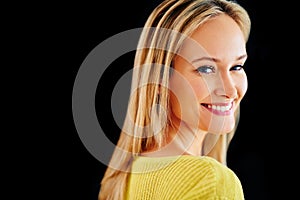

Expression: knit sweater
xmin=126 ymin=155 xmax=244 ymax=200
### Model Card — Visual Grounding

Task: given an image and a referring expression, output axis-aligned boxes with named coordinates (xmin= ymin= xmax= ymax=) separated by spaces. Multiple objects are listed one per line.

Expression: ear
xmin=157 ymin=77 xmax=163 ymax=95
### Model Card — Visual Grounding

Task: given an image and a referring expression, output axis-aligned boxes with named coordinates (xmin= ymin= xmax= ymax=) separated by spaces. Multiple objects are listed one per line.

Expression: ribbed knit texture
xmin=126 ymin=155 xmax=244 ymax=200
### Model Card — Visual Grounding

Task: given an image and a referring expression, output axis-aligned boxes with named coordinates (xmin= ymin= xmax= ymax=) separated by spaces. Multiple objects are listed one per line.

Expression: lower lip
xmin=202 ymin=105 xmax=233 ymax=116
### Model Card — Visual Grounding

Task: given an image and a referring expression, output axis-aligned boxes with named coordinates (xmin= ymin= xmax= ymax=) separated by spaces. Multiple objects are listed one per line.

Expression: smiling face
xmin=169 ymin=14 xmax=248 ymax=134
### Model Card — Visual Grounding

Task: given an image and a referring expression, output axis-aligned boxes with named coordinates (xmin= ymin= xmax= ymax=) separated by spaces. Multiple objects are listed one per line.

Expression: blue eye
xmin=231 ymin=65 xmax=244 ymax=71
xmin=196 ymin=66 xmax=215 ymax=74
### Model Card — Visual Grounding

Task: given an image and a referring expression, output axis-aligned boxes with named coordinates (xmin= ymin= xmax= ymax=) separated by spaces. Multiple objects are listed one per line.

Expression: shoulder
xmin=132 ymin=155 xmax=230 ymax=175
xmin=130 ymin=155 xmax=244 ymax=199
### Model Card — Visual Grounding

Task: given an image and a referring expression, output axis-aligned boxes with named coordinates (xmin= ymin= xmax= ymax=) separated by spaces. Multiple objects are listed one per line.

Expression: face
xmin=169 ymin=14 xmax=248 ymax=134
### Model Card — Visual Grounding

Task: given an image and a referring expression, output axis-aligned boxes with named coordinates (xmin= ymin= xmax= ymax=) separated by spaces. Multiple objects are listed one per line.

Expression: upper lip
xmin=201 ymin=102 xmax=233 ymax=106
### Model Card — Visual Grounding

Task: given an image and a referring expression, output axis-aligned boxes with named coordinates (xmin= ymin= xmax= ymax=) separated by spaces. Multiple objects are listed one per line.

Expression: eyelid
xmin=195 ymin=65 xmax=215 ymax=74
xmin=231 ymin=64 xmax=244 ymax=71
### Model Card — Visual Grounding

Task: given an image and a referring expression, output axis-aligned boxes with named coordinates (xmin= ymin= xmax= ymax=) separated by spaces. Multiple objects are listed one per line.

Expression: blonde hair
xmin=99 ymin=0 xmax=251 ymax=199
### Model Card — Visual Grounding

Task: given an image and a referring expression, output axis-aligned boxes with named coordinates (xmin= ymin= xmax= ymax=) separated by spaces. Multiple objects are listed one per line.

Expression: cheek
xmin=170 ymin=75 xmax=208 ymax=106
xmin=169 ymin=74 xmax=202 ymax=119
xmin=235 ymin=74 xmax=248 ymax=98
xmin=169 ymin=76 xmax=195 ymax=109
xmin=189 ymin=79 xmax=210 ymax=100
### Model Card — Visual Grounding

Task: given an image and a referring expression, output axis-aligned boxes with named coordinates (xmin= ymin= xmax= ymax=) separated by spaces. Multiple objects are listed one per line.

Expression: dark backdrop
xmin=64 ymin=1 xmax=295 ymax=200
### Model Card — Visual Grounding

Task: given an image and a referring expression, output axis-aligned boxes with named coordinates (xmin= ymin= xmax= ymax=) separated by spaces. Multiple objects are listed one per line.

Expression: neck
xmin=140 ymin=118 xmax=208 ymax=158
xmin=167 ymin=119 xmax=207 ymax=156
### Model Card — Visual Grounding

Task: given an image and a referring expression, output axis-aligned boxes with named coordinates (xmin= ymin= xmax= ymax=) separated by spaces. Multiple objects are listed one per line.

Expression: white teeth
xmin=207 ymin=104 xmax=231 ymax=112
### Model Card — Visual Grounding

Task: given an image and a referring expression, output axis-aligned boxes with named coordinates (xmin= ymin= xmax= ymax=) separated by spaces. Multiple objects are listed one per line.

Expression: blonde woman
xmin=99 ymin=0 xmax=251 ymax=199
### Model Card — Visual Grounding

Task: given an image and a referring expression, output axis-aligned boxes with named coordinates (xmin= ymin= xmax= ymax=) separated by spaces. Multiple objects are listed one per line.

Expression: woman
xmin=99 ymin=0 xmax=251 ymax=199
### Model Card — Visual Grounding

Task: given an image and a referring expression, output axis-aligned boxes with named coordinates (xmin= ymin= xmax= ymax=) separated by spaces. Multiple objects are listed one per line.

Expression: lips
xmin=201 ymin=102 xmax=233 ymax=115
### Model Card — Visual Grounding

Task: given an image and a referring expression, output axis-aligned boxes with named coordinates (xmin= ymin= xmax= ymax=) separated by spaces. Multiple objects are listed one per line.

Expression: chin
xmin=202 ymin=119 xmax=236 ymax=135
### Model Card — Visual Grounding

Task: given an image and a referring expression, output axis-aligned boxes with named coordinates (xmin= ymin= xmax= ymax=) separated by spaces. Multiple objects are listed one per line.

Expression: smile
xmin=201 ymin=102 xmax=233 ymax=115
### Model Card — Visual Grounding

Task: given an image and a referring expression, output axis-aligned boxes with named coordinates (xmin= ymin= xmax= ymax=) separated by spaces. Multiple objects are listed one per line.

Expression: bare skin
xmin=144 ymin=13 xmax=248 ymax=157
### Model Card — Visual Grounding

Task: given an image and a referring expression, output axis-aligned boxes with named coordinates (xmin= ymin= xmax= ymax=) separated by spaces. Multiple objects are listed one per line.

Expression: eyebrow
xmin=191 ymin=54 xmax=248 ymax=64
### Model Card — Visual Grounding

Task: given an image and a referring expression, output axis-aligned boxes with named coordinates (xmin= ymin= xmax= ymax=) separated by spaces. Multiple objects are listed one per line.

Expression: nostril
xmin=214 ymin=88 xmax=237 ymax=99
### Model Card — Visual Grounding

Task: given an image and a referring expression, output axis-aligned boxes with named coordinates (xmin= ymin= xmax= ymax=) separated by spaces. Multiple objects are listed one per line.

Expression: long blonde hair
xmin=99 ymin=0 xmax=251 ymax=199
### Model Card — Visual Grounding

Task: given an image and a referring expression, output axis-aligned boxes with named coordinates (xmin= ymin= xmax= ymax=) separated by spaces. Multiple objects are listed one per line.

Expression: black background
xmin=14 ymin=0 xmax=297 ymax=200
xmin=66 ymin=1 xmax=294 ymax=200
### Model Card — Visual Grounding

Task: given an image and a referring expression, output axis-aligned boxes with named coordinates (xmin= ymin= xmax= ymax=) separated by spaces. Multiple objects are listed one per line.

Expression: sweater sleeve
xmin=181 ymin=156 xmax=244 ymax=200
xmin=127 ymin=155 xmax=244 ymax=200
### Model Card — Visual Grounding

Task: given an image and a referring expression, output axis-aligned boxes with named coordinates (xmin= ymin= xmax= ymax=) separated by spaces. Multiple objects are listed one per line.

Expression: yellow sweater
xmin=126 ymin=155 xmax=244 ymax=200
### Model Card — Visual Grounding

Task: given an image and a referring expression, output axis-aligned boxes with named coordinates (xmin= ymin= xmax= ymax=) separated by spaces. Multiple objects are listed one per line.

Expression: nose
xmin=214 ymin=73 xmax=237 ymax=99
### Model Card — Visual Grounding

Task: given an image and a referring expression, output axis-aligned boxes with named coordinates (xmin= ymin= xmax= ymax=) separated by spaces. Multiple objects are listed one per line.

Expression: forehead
xmin=178 ymin=14 xmax=246 ymax=62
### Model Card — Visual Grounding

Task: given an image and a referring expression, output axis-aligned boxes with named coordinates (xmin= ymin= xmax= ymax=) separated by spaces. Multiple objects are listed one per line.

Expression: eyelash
xmin=196 ymin=66 xmax=215 ymax=74
xmin=195 ymin=65 xmax=244 ymax=74
xmin=231 ymin=65 xmax=244 ymax=71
